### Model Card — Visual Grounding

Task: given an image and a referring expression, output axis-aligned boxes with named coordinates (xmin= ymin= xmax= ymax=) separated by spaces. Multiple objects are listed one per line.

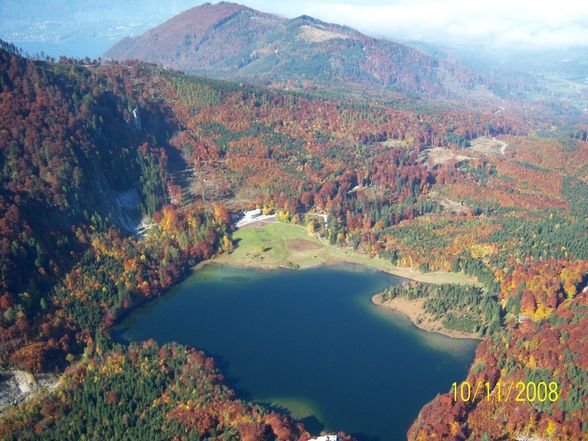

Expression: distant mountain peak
xmin=156 ymin=1 xmax=260 ymax=31
xmin=104 ymin=2 xmax=498 ymax=101
xmin=292 ymin=14 xmax=322 ymax=24
xmin=188 ymin=1 xmax=253 ymax=13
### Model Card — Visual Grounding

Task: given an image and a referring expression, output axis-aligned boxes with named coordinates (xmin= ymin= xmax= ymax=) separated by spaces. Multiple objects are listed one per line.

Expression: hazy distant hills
xmin=104 ymin=2 xmax=503 ymax=101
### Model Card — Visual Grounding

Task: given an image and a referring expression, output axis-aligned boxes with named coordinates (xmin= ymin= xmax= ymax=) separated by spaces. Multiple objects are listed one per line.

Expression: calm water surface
xmin=114 ymin=264 xmax=478 ymax=441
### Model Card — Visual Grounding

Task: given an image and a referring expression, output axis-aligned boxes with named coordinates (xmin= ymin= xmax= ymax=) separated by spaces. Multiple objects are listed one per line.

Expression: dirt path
xmin=494 ymin=137 xmax=509 ymax=155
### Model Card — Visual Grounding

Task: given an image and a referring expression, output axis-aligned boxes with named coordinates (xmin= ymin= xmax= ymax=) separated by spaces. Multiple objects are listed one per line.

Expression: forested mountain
xmin=0 ymin=35 xmax=586 ymax=441
xmin=104 ymin=2 xmax=503 ymax=101
xmin=0 ymin=37 xmax=521 ymax=371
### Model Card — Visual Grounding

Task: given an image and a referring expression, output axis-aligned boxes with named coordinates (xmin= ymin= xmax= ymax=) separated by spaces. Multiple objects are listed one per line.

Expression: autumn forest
xmin=0 ymin=15 xmax=586 ymax=440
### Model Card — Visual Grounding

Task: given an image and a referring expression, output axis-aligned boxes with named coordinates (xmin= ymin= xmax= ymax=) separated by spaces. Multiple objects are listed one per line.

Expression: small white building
xmin=309 ymin=436 xmax=339 ymax=441
xmin=248 ymin=209 xmax=261 ymax=218
xmin=235 ymin=209 xmax=267 ymax=228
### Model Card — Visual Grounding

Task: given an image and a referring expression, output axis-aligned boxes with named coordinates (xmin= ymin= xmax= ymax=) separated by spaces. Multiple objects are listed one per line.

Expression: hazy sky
xmin=1 ymin=0 xmax=587 ymax=56
xmin=273 ymin=0 xmax=588 ymax=50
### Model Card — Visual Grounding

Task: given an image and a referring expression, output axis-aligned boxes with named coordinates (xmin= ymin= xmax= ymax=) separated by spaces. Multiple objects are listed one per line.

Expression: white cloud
xmin=246 ymin=0 xmax=588 ymax=50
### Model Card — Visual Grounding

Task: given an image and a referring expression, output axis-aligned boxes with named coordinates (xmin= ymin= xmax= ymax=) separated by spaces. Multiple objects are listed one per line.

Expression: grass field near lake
xmin=214 ymin=222 xmax=472 ymax=285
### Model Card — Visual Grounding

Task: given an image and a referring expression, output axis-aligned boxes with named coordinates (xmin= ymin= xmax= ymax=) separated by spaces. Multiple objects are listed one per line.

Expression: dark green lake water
xmin=114 ymin=264 xmax=478 ymax=441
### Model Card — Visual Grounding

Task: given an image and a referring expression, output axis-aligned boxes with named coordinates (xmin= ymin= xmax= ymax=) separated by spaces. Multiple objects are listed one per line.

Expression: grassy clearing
xmin=214 ymin=222 xmax=472 ymax=285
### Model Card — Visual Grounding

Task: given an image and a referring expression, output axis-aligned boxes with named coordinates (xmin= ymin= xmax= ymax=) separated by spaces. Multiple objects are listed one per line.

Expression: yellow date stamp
xmin=451 ymin=381 xmax=559 ymax=403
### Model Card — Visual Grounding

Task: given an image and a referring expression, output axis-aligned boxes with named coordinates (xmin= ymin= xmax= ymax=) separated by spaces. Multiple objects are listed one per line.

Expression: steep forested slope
xmin=0 ymin=42 xmax=260 ymax=374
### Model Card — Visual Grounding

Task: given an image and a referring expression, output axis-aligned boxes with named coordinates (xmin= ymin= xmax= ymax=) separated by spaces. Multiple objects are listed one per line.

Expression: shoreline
xmin=193 ymin=221 xmax=482 ymax=341
xmin=210 ymin=222 xmax=474 ymax=286
xmin=205 ymin=253 xmax=470 ymax=285
xmin=187 ymin=262 xmax=482 ymax=342
xmin=371 ymin=294 xmax=482 ymax=340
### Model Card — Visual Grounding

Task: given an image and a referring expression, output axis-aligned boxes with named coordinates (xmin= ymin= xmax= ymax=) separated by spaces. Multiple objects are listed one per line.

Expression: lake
xmin=114 ymin=263 xmax=478 ymax=441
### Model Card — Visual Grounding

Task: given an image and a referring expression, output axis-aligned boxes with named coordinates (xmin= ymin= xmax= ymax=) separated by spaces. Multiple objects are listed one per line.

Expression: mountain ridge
xmin=104 ymin=2 xmax=501 ymax=101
